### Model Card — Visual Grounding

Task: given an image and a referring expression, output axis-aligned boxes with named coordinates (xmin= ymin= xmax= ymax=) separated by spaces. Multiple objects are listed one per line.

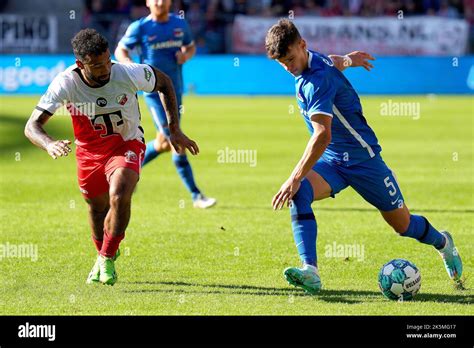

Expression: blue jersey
xmin=296 ymin=50 xmax=381 ymax=166
xmin=118 ymin=14 xmax=193 ymax=95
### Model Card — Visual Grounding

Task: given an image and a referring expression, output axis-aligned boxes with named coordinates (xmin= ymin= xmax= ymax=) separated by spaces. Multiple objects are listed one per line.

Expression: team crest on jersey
xmin=173 ymin=28 xmax=184 ymax=38
xmin=96 ymin=97 xmax=107 ymax=107
xmin=116 ymin=94 xmax=128 ymax=105
xmin=144 ymin=67 xmax=152 ymax=82
xmin=124 ymin=150 xmax=138 ymax=163
xmin=297 ymin=92 xmax=304 ymax=102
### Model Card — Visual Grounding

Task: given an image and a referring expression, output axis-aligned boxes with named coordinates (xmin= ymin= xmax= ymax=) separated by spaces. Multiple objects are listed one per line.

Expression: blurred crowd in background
xmin=0 ymin=0 xmax=471 ymax=53
xmin=82 ymin=0 xmax=473 ymax=53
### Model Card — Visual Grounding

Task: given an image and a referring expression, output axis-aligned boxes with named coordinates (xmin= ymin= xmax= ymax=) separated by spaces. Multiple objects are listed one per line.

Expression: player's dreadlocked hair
xmin=71 ymin=29 xmax=109 ymax=61
xmin=265 ymin=19 xmax=302 ymax=59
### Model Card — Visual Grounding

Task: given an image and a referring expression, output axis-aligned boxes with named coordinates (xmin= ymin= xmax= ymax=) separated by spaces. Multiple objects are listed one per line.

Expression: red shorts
xmin=76 ymin=139 xmax=146 ymax=199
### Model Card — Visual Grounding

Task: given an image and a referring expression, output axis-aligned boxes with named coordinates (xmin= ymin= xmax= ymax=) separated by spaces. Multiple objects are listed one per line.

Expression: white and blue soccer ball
xmin=378 ymin=259 xmax=421 ymax=301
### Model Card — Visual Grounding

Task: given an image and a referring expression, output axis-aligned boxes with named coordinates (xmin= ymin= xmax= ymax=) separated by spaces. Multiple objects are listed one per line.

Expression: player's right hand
xmin=272 ymin=177 xmax=301 ymax=210
xmin=169 ymin=130 xmax=200 ymax=155
xmin=46 ymin=140 xmax=72 ymax=159
xmin=347 ymin=51 xmax=375 ymax=71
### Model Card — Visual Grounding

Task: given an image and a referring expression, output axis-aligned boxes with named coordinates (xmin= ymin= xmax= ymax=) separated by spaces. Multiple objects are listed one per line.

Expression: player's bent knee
xmin=154 ymin=132 xmax=171 ymax=153
xmin=154 ymin=138 xmax=171 ymax=153
xmin=85 ymin=193 xmax=109 ymax=212
xmin=109 ymin=193 xmax=131 ymax=210
xmin=87 ymin=203 xmax=109 ymax=215
xmin=305 ymin=170 xmax=332 ymax=201
xmin=109 ymin=169 xmax=138 ymax=202
xmin=161 ymin=139 xmax=172 ymax=152
xmin=108 ymin=186 xmax=134 ymax=210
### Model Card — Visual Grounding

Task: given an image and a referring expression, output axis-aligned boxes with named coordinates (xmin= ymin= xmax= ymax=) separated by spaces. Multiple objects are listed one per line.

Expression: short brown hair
xmin=71 ymin=28 xmax=109 ymax=61
xmin=265 ymin=19 xmax=301 ymax=59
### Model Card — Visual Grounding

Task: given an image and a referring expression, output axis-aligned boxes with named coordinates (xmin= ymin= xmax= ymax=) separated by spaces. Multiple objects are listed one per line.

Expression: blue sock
xmin=290 ymin=179 xmax=317 ymax=266
xmin=142 ymin=140 xmax=160 ymax=166
xmin=401 ymin=214 xmax=446 ymax=249
xmin=172 ymin=154 xmax=200 ymax=198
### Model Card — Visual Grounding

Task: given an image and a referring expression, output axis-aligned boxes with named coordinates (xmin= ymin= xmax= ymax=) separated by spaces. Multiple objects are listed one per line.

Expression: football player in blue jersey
xmin=115 ymin=0 xmax=216 ymax=208
xmin=265 ymin=19 xmax=463 ymax=294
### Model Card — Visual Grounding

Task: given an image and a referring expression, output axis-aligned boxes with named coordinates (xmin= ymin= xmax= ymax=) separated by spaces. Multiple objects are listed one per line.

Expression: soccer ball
xmin=378 ymin=259 xmax=421 ymax=301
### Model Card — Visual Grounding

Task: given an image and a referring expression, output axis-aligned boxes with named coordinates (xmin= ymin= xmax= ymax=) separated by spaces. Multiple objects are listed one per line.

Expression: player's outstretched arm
xmin=329 ymin=51 xmax=375 ymax=72
xmin=175 ymin=43 xmax=196 ymax=65
xmin=150 ymin=66 xmax=199 ymax=155
xmin=114 ymin=45 xmax=134 ymax=64
xmin=272 ymin=114 xmax=332 ymax=210
xmin=24 ymin=109 xmax=72 ymax=159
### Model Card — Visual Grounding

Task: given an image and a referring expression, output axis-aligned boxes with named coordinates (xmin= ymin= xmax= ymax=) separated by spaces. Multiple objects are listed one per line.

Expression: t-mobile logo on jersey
xmin=91 ymin=111 xmax=124 ymax=137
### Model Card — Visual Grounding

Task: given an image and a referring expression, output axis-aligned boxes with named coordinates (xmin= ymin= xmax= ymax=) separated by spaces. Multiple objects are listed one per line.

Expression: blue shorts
xmin=313 ymin=154 xmax=404 ymax=212
xmin=144 ymin=92 xmax=183 ymax=139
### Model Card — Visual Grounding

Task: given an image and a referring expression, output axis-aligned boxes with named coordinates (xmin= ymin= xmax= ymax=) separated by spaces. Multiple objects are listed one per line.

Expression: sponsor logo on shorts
xmin=391 ymin=197 xmax=404 ymax=209
xmin=124 ymin=150 xmax=138 ymax=164
xmin=390 ymin=196 xmax=401 ymax=205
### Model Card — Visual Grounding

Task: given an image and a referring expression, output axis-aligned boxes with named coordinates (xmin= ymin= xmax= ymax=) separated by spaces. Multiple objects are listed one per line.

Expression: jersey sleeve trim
xmin=35 ymin=106 xmax=53 ymax=116
xmin=309 ymin=111 xmax=333 ymax=118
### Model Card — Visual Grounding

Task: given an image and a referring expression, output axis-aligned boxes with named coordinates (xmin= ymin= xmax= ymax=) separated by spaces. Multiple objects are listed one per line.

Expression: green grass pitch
xmin=0 ymin=95 xmax=472 ymax=315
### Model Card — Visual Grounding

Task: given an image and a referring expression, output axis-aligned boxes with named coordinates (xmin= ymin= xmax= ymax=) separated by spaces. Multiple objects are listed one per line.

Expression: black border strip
xmin=0 ymin=315 xmax=472 ymax=346
xmin=34 ymin=106 xmax=53 ymax=116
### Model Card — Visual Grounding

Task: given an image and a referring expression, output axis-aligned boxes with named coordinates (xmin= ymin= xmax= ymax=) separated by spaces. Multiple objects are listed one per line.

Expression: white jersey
xmin=36 ymin=62 xmax=157 ymax=155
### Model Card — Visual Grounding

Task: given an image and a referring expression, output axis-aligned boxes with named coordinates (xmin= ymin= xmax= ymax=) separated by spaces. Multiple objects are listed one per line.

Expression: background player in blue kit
xmin=115 ymin=0 xmax=216 ymax=209
xmin=265 ymin=19 xmax=463 ymax=294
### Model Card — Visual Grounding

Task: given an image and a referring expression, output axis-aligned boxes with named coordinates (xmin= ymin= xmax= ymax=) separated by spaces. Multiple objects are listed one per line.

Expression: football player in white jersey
xmin=24 ymin=29 xmax=199 ymax=286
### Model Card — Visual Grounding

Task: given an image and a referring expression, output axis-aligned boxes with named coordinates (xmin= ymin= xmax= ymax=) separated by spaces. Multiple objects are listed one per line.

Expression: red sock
xmin=92 ymin=235 xmax=103 ymax=253
xmin=100 ymin=229 xmax=124 ymax=258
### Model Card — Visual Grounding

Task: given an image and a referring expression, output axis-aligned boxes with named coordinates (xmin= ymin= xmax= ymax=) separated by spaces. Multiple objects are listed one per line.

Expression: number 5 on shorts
xmin=384 ymin=176 xmax=397 ymax=196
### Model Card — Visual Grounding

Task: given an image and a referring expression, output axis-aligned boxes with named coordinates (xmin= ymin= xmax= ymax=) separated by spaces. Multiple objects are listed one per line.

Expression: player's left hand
xmin=169 ymin=129 xmax=200 ymax=155
xmin=272 ymin=177 xmax=301 ymax=210
xmin=347 ymin=51 xmax=375 ymax=71
xmin=175 ymin=51 xmax=187 ymax=65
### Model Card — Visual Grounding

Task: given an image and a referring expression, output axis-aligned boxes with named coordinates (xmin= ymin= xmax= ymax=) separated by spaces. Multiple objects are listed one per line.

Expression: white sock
xmin=303 ymin=263 xmax=319 ymax=274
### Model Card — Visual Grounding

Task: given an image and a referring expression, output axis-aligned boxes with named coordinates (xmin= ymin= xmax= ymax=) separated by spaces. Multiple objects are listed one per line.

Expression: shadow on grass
xmin=0 ymin=113 xmax=72 ymax=154
xmin=121 ymin=280 xmax=473 ymax=304
xmin=218 ymin=205 xmax=474 ymax=214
